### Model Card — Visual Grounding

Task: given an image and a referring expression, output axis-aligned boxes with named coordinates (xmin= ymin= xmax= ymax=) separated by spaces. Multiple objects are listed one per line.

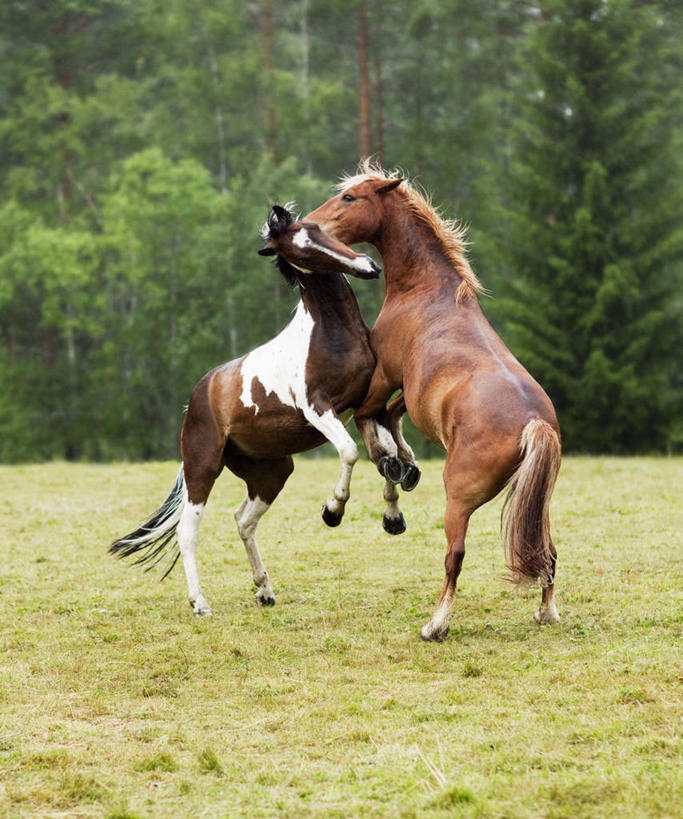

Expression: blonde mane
xmin=337 ymin=160 xmax=485 ymax=302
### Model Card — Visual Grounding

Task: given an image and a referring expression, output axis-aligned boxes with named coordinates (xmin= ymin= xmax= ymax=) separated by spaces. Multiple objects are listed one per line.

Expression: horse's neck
xmin=298 ymin=273 xmax=362 ymax=325
xmin=377 ymin=206 xmax=463 ymax=294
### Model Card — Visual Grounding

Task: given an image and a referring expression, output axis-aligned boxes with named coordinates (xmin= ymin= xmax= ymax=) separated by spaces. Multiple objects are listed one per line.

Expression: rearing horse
xmin=110 ymin=206 xmax=382 ymax=615
xmin=307 ymin=163 xmax=562 ymax=641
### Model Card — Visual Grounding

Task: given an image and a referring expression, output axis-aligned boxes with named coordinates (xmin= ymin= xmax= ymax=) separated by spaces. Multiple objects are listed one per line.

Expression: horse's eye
xmin=341 ymin=193 xmax=355 ymax=202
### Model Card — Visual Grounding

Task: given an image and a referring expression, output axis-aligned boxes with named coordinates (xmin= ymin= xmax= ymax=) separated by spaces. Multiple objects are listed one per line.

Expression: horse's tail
xmin=501 ymin=419 xmax=561 ymax=585
xmin=109 ymin=465 xmax=185 ymax=580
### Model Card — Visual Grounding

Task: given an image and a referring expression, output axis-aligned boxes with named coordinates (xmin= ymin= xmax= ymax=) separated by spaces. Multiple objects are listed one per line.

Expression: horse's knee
xmin=234 ymin=511 xmax=252 ymax=541
xmin=235 ymin=496 xmax=269 ymax=541
xmin=340 ymin=440 xmax=358 ymax=467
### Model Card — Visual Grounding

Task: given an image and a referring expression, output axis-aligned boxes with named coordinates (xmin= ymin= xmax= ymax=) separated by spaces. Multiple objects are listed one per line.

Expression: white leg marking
xmin=535 ymin=586 xmax=560 ymax=624
xmin=177 ymin=492 xmax=210 ymax=615
xmin=383 ymin=479 xmax=402 ymax=522
xmin=374 ymin=421 xmax=399 ymax=459
xmin=421 ymin=591 xmax=455 ymax=642
xmin=302 ymin=407 xmax=358 ymax=517
xmin=390 ymin=413 xmax=416 ymax=465
xmin=235 ymin=496 xmax=274 ymax=605
xmin=362 ymin=417 xmax=400 ymax=465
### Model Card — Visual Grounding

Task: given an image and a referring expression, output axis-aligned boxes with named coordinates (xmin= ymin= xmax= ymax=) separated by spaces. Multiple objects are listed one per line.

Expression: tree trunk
xmin=300 ymin=0 xmax=313 ymax=206
xmin=371 ymin=2 xmax=384 ymax=165
xmin=261 ymin=0 xmax=278 ymax=163
xmin=357 ymin=0 xmax=372 ymax=159
xmin=207 ymin=46 xmax=228 ymax=195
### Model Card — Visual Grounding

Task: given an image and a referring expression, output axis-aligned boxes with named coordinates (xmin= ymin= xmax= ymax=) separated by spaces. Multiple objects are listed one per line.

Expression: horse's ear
xmin=258 ymin=247 xmax=276 ymax=256
xmin=376 ymin=178 xmax=403 ymax=195
xmin=271 ymin=204 xmax=293 ymax=225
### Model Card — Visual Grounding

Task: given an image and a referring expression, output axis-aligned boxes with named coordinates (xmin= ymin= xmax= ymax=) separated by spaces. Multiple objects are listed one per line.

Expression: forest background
xmin=1 ymin=0 xmax=681 ymax=462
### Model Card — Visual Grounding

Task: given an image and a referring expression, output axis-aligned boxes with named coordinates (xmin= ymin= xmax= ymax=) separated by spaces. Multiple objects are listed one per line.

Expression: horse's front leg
xmin=386 ymin=392 xmax=421 ymax=492
xmin=353 ymin=368 xmax=412 ymax=534
xmin=353 ymin=365 xmax=404 ymax=485
xmin=301 ymin=396 xmax=359 ymax=527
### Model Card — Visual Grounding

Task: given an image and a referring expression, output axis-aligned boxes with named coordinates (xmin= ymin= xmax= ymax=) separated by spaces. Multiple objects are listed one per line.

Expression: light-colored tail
xmin=501 ymin=419 xmax=561 ymax=585
xmin=109 ymin=465 xmax=185 ymax=579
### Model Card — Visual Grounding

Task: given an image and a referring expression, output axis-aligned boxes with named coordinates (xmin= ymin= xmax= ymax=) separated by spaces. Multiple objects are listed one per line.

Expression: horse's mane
xmin=261 ymin=202 xmax=298 ymax=288
xmin=337 ymin=159 xmax=485 ymax=303
xmin=275 ymin=256 xmax=298 ymax=288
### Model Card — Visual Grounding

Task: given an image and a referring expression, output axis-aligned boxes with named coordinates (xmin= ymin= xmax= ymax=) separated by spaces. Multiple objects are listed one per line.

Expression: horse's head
xmin=258 ymin=205 xmax=381 ymax=284
xmin=304 ymin=174 xmax=404 ymax=247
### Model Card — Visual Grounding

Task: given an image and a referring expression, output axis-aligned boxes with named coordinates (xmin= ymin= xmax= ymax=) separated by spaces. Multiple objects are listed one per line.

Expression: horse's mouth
xmin=350 ymin=258 xmax=381 ymax=280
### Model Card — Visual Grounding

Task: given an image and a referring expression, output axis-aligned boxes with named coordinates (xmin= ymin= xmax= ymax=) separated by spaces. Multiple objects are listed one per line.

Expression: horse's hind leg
xmin=421 ymin=494 xmax=471 ymax=641
xmin=234 ymin=494 xmax=276 ymax=606
xmin=421 ymin=446 xmax=484 ymax=641
xmin=180 ymin=445 xmax=224 ymax=616
xmin=177 ymin=490 xmax=211 ymax=615
xmin=225 ymin=446 xmax=294 ymax=606
xmin=179 ymin=373 xmax=232 ymax=615
xmin=535 ymin=541 xmax=559 ymax=623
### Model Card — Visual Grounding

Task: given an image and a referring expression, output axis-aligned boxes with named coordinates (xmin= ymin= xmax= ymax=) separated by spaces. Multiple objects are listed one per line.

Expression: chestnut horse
xmin=306 ymin=164 xmax=562 ymax=640
xmin=110 ymin=205 xmax=383 ymax=615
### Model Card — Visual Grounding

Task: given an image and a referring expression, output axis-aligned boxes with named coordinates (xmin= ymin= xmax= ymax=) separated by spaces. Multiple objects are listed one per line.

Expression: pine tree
xmin=501 ymin=0 xmax=683 ymax=452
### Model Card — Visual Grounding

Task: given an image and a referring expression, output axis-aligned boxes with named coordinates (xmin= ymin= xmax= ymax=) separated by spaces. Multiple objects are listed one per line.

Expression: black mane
xmin=275 ymin=255 xmax=298 ymax=288
xmin=263 ymin=204 xmax=299 ymax=288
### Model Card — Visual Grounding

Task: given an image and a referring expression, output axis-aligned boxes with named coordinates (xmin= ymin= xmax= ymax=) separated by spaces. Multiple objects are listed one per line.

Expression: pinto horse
xmin=306 ymin=163 xmax=562 ymax=640
xmin=110 ymin=205 xmax=383 ymax=615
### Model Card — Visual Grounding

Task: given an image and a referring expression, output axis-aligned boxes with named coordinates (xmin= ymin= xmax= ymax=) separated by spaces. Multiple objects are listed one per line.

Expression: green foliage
xmin=498 ymin=0 xmax=683 ymax=452
xmin=0 ymin=0 xmax=680 ymax=460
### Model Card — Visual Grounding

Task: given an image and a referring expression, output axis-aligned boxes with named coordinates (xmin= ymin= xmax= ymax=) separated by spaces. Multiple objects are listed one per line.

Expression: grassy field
xmin=0 ymin=456 xmax=681 ymax=818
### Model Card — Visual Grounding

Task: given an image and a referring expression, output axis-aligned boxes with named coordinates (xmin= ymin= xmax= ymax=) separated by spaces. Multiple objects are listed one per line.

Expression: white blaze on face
xmin=239 ymin=301 xmax=315 ymax=413
xmin=291 ymin=227 xmax=376 ymax=277
xmin=292 ymin=227 xmax=312 ymax=250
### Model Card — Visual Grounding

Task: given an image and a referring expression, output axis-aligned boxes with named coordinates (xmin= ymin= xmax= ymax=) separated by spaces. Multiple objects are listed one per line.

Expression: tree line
xmin=0 ymin=0 xmax=681 ymax=461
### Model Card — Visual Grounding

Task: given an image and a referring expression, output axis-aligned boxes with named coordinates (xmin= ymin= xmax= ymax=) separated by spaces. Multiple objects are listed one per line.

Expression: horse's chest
xmin=239 ymin=301 xmax=314 ymax=413
xmin=308 ymin=316 xmax=374 ymax=403
xmin=238 ymin=300 xmax=371 ymax=418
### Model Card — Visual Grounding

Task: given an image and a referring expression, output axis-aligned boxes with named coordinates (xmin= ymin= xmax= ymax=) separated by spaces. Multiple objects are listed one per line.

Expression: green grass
xmin=0 ymin=456 xmax=681 ymax=817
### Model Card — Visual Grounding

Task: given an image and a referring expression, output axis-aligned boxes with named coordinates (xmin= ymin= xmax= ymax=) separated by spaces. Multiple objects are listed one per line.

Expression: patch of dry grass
xmin=0 ymin=457 xmax=681 ymax=817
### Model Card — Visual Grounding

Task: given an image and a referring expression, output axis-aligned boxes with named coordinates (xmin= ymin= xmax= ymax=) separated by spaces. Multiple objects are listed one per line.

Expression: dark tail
xmin=109 ymin=465 xmax=185 ymax=580
xmin=501 ymin=419 xmax=561 ymax=585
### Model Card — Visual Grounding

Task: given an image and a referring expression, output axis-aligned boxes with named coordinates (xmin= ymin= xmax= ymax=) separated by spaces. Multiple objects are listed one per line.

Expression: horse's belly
xmin=404 ymin=386 xmax=448 ymax=447
xmin=229 ymin=403 xmax=327 ymax=458
xmin=402 ymin=364 xmax=466 ymax=446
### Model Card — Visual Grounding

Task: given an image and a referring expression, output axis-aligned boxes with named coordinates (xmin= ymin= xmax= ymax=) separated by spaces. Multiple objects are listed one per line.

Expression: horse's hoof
xmin=534 ymin=606 xmax=560 ymax=624
xmin=256 ymin=586 xmax=275 ymax=606
xmin=190 ymin=597 xmax=212 ymax=617
xmin=383 ymin=512 xmax=406 ymax=535
xmin=322 ymin=505 xmax=343 ymax=528
xmin=193 ymin=606 xmax=213 ymax=617
xmin=400 ymin=463 xmax=421 ymax=492
xmin=420 ymin=622 xmax=449 ymax=642
xmin=378 ymin=456 xmax=405 ymax=484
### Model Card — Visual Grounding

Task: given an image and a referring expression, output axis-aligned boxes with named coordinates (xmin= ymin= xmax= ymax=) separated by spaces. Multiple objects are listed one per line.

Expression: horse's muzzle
xmin=356 ymin=258 xmax=382 ymax=280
